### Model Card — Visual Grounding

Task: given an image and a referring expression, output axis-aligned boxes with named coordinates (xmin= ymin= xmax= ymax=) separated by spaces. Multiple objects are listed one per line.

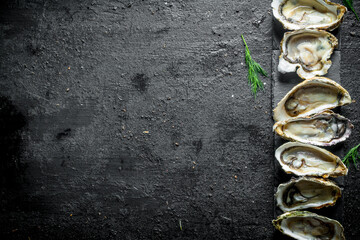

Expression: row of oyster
xmin=274 ymin=0 xmax=346 ymax=79
xmin=271 ymin=1 xmax=350 ymax=240
xmin=273 ymin=77 xmax=353 ymax=147
xmin=273 ymin=78 xmax=350 ymax=240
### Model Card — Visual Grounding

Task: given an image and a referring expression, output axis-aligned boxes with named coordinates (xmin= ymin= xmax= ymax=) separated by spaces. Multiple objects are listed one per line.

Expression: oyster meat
xmin=275 ymin=177 xmax=341 ymax=212
xmin=273 ymin=111 xmax=353 ymax=146
xmin=272 ymin=0 xmax=347 ymax=31
xmin=275 ymin=142 xmax=348 ymax=177
xmin=273 ymin=77 xmax=351 ymax=122
xmin=278 ymin=30 xmax=338 ymax=79
xmin=273 ymin=211 xmax=345 ymax=240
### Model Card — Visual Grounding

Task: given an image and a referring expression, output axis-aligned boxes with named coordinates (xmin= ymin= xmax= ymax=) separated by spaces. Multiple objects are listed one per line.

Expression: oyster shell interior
xmin=285 ymin=83 xmax=342 ymax=118
xmin=274 ymin=111 xmax=353 ymax=146
xmin=282 ymin=0 xmax=337 ymax=26
xmin=273 ymin=77 xmax=351 ymax=122
xmin=283 ymin=115 xmax=345 ymax=143
xmin=278 ymin=31 xmax=337 ymax=79
xmin=273 ymin=211 xmax=345 ymax=240
xmin=276 ymin=142 xmax=348 ymax=177
xmin=272 ymin=0 xmax=347 ymax=31
xmin=276 ymin=177 xmax=341 ymax=211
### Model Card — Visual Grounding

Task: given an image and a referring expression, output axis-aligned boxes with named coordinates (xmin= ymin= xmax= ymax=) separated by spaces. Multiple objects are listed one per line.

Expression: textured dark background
xmin=0 ymin=0 xmax=359 ymax=239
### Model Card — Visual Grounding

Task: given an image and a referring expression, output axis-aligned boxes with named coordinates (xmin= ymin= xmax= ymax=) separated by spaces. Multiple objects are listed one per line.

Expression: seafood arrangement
xmin=271 ymin=0 xmax=352 ymax=239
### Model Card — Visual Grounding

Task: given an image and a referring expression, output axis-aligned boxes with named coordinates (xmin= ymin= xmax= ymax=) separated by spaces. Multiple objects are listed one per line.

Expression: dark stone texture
xmin=341 ymin=46 xmax=360 ymax=239
xmin=0 ymin=0 xmax=274 ymax=239
xmin=341 ymin=0 xmax=360 ymax=50
xmin=0 ymin=97 xmax=27 ymax=193
xmin=0 ymin=0 xmax=359 ymax=239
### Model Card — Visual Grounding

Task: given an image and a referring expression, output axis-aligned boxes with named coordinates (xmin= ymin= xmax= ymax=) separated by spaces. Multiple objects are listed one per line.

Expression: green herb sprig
xmin=343 ymin=143 xmax=360 ymax=169
xmin=241 ymin=35 xmax=268 ymax=98
xmin=343 ymin=0 xmax=359 ymax=21
xmin=179 ymin=219 xmax=183 ymax=231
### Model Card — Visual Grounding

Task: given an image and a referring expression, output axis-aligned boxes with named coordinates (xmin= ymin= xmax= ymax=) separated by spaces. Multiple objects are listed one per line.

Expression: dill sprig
xmin=179 ymin=219 xmax=183 ymax=231
xmin=343 ymin=0 xmax=360 ymax=21
xmin=343 ymin=143 xmax=360 ymax=169
xmin=241 ymin=35 xmax=268 ymax=98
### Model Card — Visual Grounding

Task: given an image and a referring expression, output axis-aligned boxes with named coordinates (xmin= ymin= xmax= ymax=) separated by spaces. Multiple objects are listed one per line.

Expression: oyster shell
xmin=273 ymin=77 xmax=351 ymax=122
xmin=278 ymin=30 xmax=338 ymax=79
xmin=275 ymin=177 xmax=341 ymax=211
xmin=273 ymin=211 xmax=345 ymax=240
xmin=272 ymin=0 xmax=347 ymax=31
xmin=275 ymin=142 xmax=348 ymax=177
xmin=273 ymin=111 xmax=353 ymax=146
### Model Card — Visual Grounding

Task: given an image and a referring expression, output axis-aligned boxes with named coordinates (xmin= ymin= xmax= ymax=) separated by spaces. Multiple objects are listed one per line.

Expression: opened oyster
xmin=275 ymin=177 xmax=341 ymax=212
xmin=272 ymin=0 xmax=347 ymax=31
xmin=273 ymin=77 xmax=351 ymax=122
xmin=278 ymin=30 xmax=338 ymax=79
xmin=273 ymin=211 xmax=345 ymax=240
xmin=274 ymin=111 xmax=353 ymax=146
xmin=275 ymin=142 xmax=348 ymax=177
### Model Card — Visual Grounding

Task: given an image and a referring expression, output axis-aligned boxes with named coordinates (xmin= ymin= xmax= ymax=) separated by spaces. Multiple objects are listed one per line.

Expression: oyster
xmin=273 ymin=211 xmax=345 ymax=240
xmin=272 ymin=0 xmax=347 ymax=31
xmin=273 ymin=77 xmax=351 ymax=122
xmin=275 ymin=177 xmax=341 ymax=211
xmin=275 ymin=142 xmax=348 ymax=177
xmin=273 ymin=111 xmax=353 ymax=146
xmin=278 ymin=30 xmax=338 ymax=79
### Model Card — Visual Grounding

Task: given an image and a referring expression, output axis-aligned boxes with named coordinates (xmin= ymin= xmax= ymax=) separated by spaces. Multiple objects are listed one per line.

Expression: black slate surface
xmin=0 ymin=0 xmax=359 ymax=239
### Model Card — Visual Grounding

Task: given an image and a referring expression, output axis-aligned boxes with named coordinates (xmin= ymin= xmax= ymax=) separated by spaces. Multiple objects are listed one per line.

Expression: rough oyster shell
xmin=273 ymin=111 xmax=353 ymax=146
xmin=273 ymin=211 xmax=345 ymax=240
xmin=272 ymin=0 xmax=347 ymax=31
xmin=275 ymin=142 xmax=348 ymax=177
xmin=275 ymin=177 xmax=341 ymax=212
xmin=278 ymin=30 xmax=338 ymax=79
xmin=273 ymin=77 xmax=351 ymax=122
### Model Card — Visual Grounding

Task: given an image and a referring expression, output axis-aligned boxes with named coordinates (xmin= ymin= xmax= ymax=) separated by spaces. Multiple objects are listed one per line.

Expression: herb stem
xmin=241 ymin=35 xmax=249 ymax=54
xmin=241 ymin=35 xmax=268 ymax=99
